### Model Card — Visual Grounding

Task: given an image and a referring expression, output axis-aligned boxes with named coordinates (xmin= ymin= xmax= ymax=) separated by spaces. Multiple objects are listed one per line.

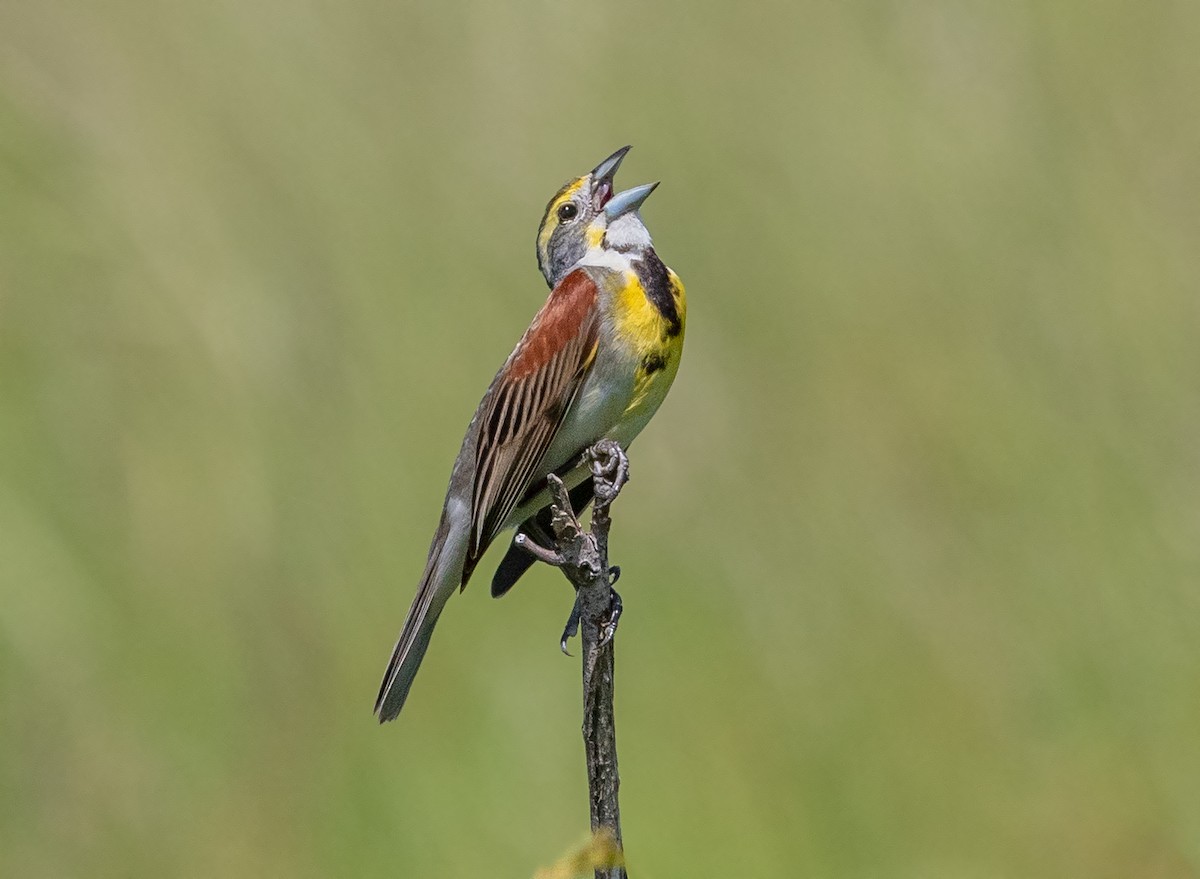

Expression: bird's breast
xmin=607 ymin=257 xmax=686 ymax=445
xmin=508 ymin=259 xmax=685 ymax=527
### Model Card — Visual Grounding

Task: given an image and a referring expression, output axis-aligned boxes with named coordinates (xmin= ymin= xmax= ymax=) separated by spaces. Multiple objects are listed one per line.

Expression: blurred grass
xmin=2 ymin=0 xmax=1200 ymax=876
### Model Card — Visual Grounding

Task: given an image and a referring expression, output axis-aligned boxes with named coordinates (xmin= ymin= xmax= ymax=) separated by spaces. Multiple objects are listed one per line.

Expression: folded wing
xmin=461 ymin=268 xmax=601 ymax=585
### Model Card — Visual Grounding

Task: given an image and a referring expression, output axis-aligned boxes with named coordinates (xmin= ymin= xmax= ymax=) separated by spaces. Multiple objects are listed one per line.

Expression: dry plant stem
xmin=541 ymin=440 xmax=630 ymax=879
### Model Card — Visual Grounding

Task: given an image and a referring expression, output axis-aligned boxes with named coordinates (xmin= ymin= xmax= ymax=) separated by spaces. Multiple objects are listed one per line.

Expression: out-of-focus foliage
xmin=2 ymin=0 xmax=1199 ymax=876
xmin=535 ymin=829 xmax=623 ymax=879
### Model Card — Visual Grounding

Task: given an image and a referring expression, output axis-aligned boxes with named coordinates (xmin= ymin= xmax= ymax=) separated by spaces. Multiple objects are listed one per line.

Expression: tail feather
xmin=374 ymin=600 xmax=444 ymax=721
xmin=374 ymin=504 xmax=467 ymax=722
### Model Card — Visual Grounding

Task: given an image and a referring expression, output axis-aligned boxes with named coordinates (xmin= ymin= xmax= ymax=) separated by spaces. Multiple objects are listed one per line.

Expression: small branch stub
xmin=537 ymin=440 xmax=631 ymax=879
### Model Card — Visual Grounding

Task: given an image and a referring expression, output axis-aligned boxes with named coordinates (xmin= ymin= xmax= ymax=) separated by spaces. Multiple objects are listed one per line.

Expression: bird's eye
xmin=557 ymin=203 xmax=579 ymax=222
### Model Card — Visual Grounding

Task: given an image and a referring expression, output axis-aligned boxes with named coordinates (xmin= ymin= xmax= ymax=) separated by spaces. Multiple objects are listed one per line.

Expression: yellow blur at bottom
xmin=536 ymin=829 xmax=624 ymax=879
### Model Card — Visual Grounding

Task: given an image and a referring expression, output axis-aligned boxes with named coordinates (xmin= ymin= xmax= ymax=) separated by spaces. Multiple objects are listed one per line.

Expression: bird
xmin=374 ymin=146 xmax=686 ymax=722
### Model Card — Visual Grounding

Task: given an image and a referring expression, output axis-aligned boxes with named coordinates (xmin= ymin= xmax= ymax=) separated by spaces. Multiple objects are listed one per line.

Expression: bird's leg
xmin=528 ymin=455 xmax=630 ymax=656
xmin=598 ymin=594 xmax=622 ymax=648
xmin=560 ymin=590 xmax=582 ymax=655
xmin=527 ymin=473 xmax=586 ymax=654
xmin=598 ymin=567 xmax=623 ymax=648
xmin=563 ymin=565 xmax=622 ymax=654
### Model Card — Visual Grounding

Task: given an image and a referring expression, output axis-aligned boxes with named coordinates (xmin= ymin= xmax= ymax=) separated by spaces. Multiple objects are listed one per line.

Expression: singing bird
xmin=375 ymin=146 xmax=686 ymax=722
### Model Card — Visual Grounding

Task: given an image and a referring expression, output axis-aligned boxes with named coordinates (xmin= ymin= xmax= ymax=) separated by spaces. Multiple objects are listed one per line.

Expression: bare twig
xmin=535 ymin=440 xmax=630 ymax=879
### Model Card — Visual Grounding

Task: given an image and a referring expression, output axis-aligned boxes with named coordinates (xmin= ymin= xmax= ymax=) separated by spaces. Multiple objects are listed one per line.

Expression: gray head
xmin=535 ymin=146 xmax=631 ymax=286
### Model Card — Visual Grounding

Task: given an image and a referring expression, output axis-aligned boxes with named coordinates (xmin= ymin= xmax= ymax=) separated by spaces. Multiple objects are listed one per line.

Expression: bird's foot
xmin=560 ymin=566 xmax=623 ymax=655
xmin=598 ymin=586 xmax=623 ymax=648
xmin=560 ymin=598 xmax=582 ymax=656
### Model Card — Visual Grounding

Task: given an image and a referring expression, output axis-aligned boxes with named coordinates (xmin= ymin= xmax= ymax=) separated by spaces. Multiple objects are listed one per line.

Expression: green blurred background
xmin=3 ymin=0 xmax=1199 ymax=876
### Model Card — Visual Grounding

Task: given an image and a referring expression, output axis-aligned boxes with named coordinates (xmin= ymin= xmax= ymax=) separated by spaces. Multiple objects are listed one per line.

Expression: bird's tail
xmin=374 ymin=507 xmax=468 ymax=722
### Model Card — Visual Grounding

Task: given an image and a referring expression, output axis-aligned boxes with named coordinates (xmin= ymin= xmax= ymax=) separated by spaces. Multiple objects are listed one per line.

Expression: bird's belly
xmin=503 ymin=318 xmax=682 ymax=530
xmin=609 ymin=345 xmax=680 ymax=447
xmin=502 ymin=351 xmax=638 ymax=528
xmin=543 ymin=351 xmax=638 ymax=468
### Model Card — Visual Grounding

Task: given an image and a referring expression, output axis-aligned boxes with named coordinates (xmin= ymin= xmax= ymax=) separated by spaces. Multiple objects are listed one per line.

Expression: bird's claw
xmin=598 ymin=588 xmax=623 ymax=648
xmin=560 ymin=582 xmax=623 ymax=654
xmin=560 ymin=597 xmax=582 ymax=656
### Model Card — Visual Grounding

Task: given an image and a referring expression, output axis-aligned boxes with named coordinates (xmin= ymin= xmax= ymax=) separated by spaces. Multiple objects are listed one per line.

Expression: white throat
xmin=604 ymin=212 xmax=653 ymax=251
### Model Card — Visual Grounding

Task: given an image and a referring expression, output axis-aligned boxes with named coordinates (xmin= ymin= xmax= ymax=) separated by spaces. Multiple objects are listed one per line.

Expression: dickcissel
xmin=375 ymin=146 xmax=686 ymax=722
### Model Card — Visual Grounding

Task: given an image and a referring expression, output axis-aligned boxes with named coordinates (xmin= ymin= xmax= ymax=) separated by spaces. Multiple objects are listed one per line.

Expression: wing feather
xmin=461 ymin=268 xmax=600 ymax=585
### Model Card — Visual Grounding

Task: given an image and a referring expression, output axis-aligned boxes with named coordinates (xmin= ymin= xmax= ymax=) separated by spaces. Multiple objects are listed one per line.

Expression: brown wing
xmin=461 ymin=268 xmax=601 ymax=585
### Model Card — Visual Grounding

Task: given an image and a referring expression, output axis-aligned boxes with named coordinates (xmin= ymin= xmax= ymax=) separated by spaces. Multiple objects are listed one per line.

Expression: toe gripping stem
xmin=516 ymin=441 xmax=631 ymax=658
xmin=561 ymin=566 xmax=622 ymax=655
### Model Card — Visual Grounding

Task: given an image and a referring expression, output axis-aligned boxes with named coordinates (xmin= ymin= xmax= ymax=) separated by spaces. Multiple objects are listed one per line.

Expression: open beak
xmin=604 ymin=181 xmax=659 ymax=220
xmin=591 ymin=145 xmax=631 ymax=210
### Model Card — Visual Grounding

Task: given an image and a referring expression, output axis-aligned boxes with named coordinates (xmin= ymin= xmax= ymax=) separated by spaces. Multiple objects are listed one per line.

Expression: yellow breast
xmin=613 ymin=267 xmax=686 ymax=424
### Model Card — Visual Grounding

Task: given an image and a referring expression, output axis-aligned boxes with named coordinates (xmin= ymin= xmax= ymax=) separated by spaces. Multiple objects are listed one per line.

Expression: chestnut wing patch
xmin=464 ymin=269 xmax=600 ymax=583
